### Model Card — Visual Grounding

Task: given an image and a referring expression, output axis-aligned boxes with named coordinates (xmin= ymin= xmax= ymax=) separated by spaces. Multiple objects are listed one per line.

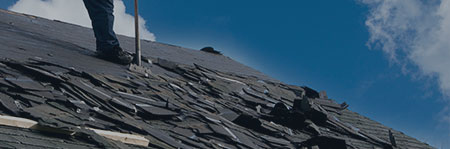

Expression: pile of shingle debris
xmin=0 ymin=56 xmax=430 ymax=149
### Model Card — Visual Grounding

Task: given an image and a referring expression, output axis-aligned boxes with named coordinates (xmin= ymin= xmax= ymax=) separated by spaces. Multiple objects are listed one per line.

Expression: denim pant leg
xmin=83 ymin=0 xmax=120 ymax=51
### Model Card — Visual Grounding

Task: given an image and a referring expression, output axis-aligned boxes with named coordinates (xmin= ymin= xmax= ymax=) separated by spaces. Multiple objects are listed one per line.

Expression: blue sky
xmin=1 ymin=0 xmax=449 ymax=147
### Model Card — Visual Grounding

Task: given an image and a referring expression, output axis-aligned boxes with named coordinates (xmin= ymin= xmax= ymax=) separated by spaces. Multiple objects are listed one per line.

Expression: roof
xmin=0 ymin=9 xmax=433 ymax=149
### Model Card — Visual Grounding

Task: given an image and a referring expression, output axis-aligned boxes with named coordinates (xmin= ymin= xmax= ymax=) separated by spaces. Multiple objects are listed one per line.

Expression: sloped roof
xmin=0 ymin=9 xmax=433 ymax=149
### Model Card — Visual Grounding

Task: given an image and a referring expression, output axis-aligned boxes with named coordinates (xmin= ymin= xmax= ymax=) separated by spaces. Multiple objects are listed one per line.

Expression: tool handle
xmin=134 ymin=0 xmax=141 ymax=66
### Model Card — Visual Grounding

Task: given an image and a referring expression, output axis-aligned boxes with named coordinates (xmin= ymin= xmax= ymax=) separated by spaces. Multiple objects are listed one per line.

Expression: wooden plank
xmin=88 ymin=128 xmax=150 ymax=147
xmin=0 ymin=115 xmax=149 ymax=147
xmin=0 ymin=115 xmax=38 ymax=128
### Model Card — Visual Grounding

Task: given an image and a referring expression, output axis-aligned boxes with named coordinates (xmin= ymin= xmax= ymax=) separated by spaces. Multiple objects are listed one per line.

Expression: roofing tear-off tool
xmin=134 ymin=0 xmax=141 ymax=66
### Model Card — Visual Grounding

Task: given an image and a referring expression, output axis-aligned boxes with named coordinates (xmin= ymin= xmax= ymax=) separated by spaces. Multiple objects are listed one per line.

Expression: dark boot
xmin=96 ymin=46 xmax=133 ymax=65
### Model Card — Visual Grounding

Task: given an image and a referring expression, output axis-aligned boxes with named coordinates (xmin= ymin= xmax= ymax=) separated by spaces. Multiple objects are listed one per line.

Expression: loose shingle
xmin=136 ymin=104 xmax=178 ymax=119
xmin=4 ymin=77 xmax=50 ymax=91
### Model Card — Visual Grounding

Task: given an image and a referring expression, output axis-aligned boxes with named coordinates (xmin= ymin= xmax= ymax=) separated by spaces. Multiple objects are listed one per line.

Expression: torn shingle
xmin=0 ymin=94 xmax=23 ymax=116
xmin=110 ymin=98 xmax=137 ymax=114
xmin=389 ymin=129 xmax=397 ymax=147
xmin=4 ymin=77 xmax=51 ymax=91
xmin=301 ymin=86 xmax=320 ymax=99
xmin=200 ymin=47 xmax=222 ymax=55
xmin=301 ymin=136 xmax=347 ymax=149
xmin=136 ymin=104 xmax=178 ymax=119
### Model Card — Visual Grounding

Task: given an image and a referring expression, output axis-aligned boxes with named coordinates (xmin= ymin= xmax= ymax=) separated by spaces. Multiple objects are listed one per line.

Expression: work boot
xmin=96 ymin=46 xmax=133 ymax=65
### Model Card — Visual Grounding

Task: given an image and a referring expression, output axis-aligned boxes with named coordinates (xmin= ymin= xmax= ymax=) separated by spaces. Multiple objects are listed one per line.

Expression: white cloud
xmin=361 ymin=0 xmax=450 ymax=97
xmin=361 ymin=0 xmax=450 ymax=145
xmin=8 ymin=0 xmax=156 ymax=41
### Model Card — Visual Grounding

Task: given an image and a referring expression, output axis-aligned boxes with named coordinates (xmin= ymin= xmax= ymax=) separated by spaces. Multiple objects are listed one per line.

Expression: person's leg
xmin=83 ymin=0 xmax=119 ymax=51
xmin=83 ymin=0 xmax=132 ymax=65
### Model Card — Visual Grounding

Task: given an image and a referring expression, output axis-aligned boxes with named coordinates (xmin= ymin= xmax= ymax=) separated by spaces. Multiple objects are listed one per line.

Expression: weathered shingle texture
xmin=0 ymin=9 xmax=433 ymax=149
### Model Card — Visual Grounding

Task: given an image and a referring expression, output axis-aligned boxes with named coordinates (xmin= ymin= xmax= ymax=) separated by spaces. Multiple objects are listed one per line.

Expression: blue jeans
xmin=83 ymin=0 xmax=120 ymax=51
